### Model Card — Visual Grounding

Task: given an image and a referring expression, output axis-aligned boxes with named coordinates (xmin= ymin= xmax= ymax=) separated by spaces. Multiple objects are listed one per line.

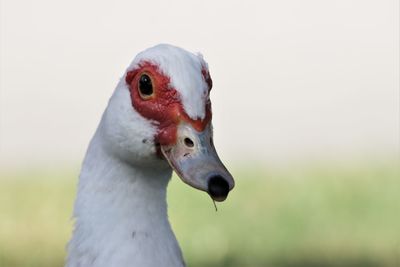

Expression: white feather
xmin=127 ymin=44 xmax=209 ymax=120
xmin=66 ymin=44 xmax=210 ymax=267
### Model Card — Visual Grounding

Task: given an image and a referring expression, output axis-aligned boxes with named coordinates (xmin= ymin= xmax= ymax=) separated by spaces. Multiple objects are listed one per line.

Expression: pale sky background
xmin=0 ymin=0 xmax=399 ymax=168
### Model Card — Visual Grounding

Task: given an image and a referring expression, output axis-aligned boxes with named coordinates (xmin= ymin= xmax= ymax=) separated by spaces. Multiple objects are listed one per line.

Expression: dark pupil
xmin=139 ymin=74 xmax=153 ymax=95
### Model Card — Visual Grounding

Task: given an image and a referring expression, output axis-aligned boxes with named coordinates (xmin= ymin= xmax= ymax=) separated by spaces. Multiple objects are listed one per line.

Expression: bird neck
xmin=66 ymin=132 xmax=185 ymax=267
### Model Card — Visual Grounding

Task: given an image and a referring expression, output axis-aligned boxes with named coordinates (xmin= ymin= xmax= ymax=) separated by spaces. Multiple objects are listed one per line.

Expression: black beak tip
xmin=207 ymin=175 xmax=230 ymax=202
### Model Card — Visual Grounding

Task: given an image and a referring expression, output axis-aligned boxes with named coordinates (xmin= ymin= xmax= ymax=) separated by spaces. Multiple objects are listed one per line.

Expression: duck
xmin=65 ymin=44 xmax=235 ymax=267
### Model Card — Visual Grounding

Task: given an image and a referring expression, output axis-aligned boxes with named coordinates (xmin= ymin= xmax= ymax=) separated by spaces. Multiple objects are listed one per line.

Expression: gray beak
xmin=160 ymin=123 xmax=235 ymax=202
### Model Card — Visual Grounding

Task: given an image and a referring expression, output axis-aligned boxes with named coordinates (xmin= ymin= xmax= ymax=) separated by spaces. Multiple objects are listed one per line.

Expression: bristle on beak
xmin=160 ymin=123 xmax=234 ymax=201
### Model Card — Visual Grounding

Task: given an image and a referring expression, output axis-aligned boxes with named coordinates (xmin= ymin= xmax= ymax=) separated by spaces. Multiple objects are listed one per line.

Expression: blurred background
xmin=0 ymin=0 xmax=399 ymax=266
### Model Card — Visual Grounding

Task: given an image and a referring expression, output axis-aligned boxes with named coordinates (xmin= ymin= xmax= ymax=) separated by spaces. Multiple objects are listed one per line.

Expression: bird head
xmin=101 ymin=44 xmax=234 ymax=201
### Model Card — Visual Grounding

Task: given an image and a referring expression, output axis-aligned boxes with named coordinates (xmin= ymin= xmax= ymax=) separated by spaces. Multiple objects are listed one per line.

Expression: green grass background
xmin=0 ymin=161 xmax=399 ymax=267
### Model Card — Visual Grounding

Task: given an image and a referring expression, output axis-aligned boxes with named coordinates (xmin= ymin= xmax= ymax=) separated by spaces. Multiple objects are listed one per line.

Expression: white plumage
xmin=66 ymin=44 xmax=234 ymax=267
xmin=128 ymin=44 xmax=210 ymax=120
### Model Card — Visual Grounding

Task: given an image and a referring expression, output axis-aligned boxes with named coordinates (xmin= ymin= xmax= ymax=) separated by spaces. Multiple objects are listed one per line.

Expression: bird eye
xmin=138 ymin=74 xmax=153 ymax=99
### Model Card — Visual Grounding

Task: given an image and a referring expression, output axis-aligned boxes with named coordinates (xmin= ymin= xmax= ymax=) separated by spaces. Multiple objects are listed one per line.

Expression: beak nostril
xmin=184 ymin=137 xmax=194 ymax=148
xmin=207 ymin=175 xmax=229 ymax=202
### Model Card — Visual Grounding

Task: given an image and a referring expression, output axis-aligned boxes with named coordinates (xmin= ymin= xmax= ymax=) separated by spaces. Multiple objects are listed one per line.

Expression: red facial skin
xmin=126 ymin=62 xmax=212 ymax=148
